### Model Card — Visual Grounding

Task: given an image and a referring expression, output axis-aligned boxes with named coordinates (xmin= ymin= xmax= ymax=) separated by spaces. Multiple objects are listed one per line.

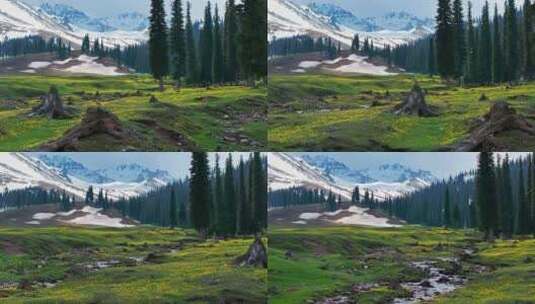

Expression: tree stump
xmin=234 ymin=237 xmax=267 ymax=268
xmin=393 ymin=83 xmax=437 ymax=117
xmin=456 ymin=101 xmax=535 ymax=151
xmin=30 ymin=85 xmax=71 ymax=119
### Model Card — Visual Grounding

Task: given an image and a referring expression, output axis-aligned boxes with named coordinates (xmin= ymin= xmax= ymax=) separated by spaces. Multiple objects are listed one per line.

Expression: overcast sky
xmin=293 ymin=152 xmax=529 ymax=179
xmin=23 ymin=0 xmax=229 ymax=19
xmin=294 ymin=0 xmax=516 ymax=18
xmin=28 ymin=152 xmax=253 ymax=179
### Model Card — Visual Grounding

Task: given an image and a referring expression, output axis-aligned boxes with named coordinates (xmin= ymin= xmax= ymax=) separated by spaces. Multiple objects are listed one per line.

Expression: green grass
xmin=0 ymin=226 xmax=267 ymax=303
xmin=0 ymin=75 xmax=266 ymax=151
xmin=269 ymin=225 xmax=535 ymax=304
xmin=268 ymin=73 xmax=535 ymax=151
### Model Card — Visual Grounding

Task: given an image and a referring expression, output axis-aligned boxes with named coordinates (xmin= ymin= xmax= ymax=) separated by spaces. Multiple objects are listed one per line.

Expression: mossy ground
xmin=268 ymin=74 xmax=535 ymax=151
xmin=268 ymin=224 xmax=535 ymax=304
xmin=0 ymin=226 xmax=267 ymax=303
xmin=0 ymin=75 xmax=266 ymax=151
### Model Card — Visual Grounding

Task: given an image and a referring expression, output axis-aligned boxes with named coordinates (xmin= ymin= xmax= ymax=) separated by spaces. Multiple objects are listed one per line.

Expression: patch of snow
xmin=63 ymin=206 xmax=133 ymax=228
xmin=291 ymin=68 xmax=306 ymax=73
xmin=28 ymin=61 xmax=51 ymax=69
xmin=57 ymin=209 xmax=77 ymax=216
xmin=334 ymin=206 xmax=400 ymax=228
xmin=299 ymin=212 xmax=322 ymax=220
xmin=32 ymin=212 xmax=56 ymax=220
xmin=21 ymin=69 xmax=36 ymax=73
xmin=292 ymin=220 xmax=308 ymax=224
xmin=25 ymin=220 xmax=40 ymax=225
xmin=298 ymin=61 xmax=321 ymax=68
xmin=60 ymin=55 xmax=126 ymax=76
xmin=53 ymin=58 xmax=74 ymax=65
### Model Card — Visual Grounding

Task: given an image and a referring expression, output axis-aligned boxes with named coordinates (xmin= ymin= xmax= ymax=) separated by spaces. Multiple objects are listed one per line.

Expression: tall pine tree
xmin=149 ymin=0 xmax=169 ymax=91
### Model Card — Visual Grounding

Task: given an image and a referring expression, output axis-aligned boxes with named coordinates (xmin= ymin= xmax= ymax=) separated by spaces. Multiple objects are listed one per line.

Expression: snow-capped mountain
xmin=39 ymin=3 xmax=148 ymax=32
xmin=268 ymin=0 xmax=433 ymax=47
xmin=0 ymin=0 xmax=147 ymax=47
xmin=36 ymin=154 xmax=173 ymax=185
xmin=307 ymin=3 xmax=434 ymax=32
xmin=0 ymin=153 xmax=170 ymax=200
xmin=269 ymin=153 xmax=434 ymax=200
xmin=302 ymin=155 xmax=436 ymax=184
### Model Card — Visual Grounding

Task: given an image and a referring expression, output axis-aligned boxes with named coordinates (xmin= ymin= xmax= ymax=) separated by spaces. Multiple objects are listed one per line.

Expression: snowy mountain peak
xmin=36 ymin=154 xmax=173 ymax=184
xmin=39 ymin=2 xmax=148 ymax=32
xmin=269 ymin=0 xmax=432 ymax=48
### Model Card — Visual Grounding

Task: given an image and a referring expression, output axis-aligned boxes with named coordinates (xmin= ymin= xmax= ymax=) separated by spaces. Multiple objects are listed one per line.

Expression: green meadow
xmin=0 ymin=226 xmax=267 ymax=303
xmin=269 ymin=225 xmax=535 ymax=304
xmin=0 ymin=75 xmax=266 ymax=151
xmin=268 ymin=74 xmax=535 ymax=151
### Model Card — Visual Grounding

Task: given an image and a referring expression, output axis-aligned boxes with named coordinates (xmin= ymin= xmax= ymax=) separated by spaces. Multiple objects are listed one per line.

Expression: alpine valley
xmin=268 ymin=152 xmax=535 ymax=304
xmin=268 ymin=0 xmax=535 ymax=152
xmin=0 ymin=0 xmax=267 ymax=151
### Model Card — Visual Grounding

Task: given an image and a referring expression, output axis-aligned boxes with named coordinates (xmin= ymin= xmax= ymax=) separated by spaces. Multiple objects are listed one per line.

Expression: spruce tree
xmin=518 ymin=165 xmax=530 ymax=234
xmin=169 ymin=0 xmax=186 ymax=88
xmin=252 ymin=152 xmax=267 ymax=232
xmin=149 ymin=0 xmax=169 ymax=91
xmin=185 ymin=2 xmax=199 ymax=84
xmin=429 ymin=37 xmax=436 ymax=75
xmin=200 ymin=2 xmax=214 ymax=85
xmin=524 ymin=0 xmax=535 ymax=79
xmin=189 ymin=152 xmax=211 ymax=238
xmin=452 ymin=0 xmax=466 ymax=78
xmin=493 ymin=3 xmax=504 ymax=83
xmin=223 ymin=154 xmax=237 ymax=235
xmin=466 ymin=1 xmax=477 ymax=81
xmin=224 ymin=0 xmax=239 ymax=82
xmin=479 ymin=1 xmax=492 ymax=83
xmin=238 ymin=157 xmax=249 ymax=234
xmin=501 ymin=155 xmax=514 ymax=238
xmin=170 ymin=188 xmax=177 ymax=228
xmin=444 ymin=188 xmax=451 ymax=227
xmin=436 ymin=0 xmax=455 ymax=78
xmin=214 ymin=154 xmax=224 ymax=234
xmin=213 ymin=5 xmax=224 ymax=84
xmin=476 ymin=152 xmax=498 ymax=239
xmin=505 ymin=0 xmax=519 ymax=82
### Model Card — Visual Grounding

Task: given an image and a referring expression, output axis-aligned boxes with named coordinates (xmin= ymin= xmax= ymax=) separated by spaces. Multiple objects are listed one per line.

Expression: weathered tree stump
xmin=456 ymin=101 xmax=535 ymax=151
xmin=39 ymin=107 xmax=127 ymax=151
xmin=234 ymin=237 xmax=267 ymax=268
xmin=393 ymin=83 xmax=437 ymax=117
xmin=30 ymin=85 xmax=71 ymax=119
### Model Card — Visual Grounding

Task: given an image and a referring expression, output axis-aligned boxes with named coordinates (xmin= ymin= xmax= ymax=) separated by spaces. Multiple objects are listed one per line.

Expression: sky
xmin=293 ymin=0 xmax=514 ymax=18
xmin=28 ymin=152 xmax=254 ymax=179
xmin=23 ymin=0 xmax=229 ymax=19
xmin=294 ymin=152 xmax=529 ymax=179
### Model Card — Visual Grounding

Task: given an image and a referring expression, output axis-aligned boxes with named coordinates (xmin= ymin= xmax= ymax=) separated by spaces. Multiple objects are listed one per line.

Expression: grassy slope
xmin=0 ymin=226 xmax=266 ymax=303
xmin=269 ymin=225 xmax=535 ymax=304
xmin=0 ymin=75 xmax=266 ymax=151
xmin=268 ymin=74 xmax=535 ymax=151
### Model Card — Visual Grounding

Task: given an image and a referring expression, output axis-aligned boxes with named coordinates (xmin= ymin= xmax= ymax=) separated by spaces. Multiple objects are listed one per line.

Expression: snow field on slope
xmin=296 ymin=206 xmax=401 ymax=228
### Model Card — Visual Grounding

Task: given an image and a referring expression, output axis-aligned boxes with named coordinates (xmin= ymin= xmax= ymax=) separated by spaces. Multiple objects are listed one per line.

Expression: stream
xmin=392 ymin=260 xmax=466 ymax=304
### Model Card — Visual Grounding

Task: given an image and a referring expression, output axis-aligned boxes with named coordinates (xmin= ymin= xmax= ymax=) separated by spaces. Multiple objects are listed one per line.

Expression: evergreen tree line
xmin=375 ymin=153 xmax=535 ymax=239
xmin=0 ymin=187 xmax=75 ymax=212
xmin=0 ymin=35 xmax=71 ymax=60
xmin=391 ymin=0 xmax=535 ymax=84
xmin=149 ymin=0 xmax=266 ymax=90
xmin=268 ymin=35 xmax=341 ymax=59
xmin=189 ymin=152 xmax=267 ymax=238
